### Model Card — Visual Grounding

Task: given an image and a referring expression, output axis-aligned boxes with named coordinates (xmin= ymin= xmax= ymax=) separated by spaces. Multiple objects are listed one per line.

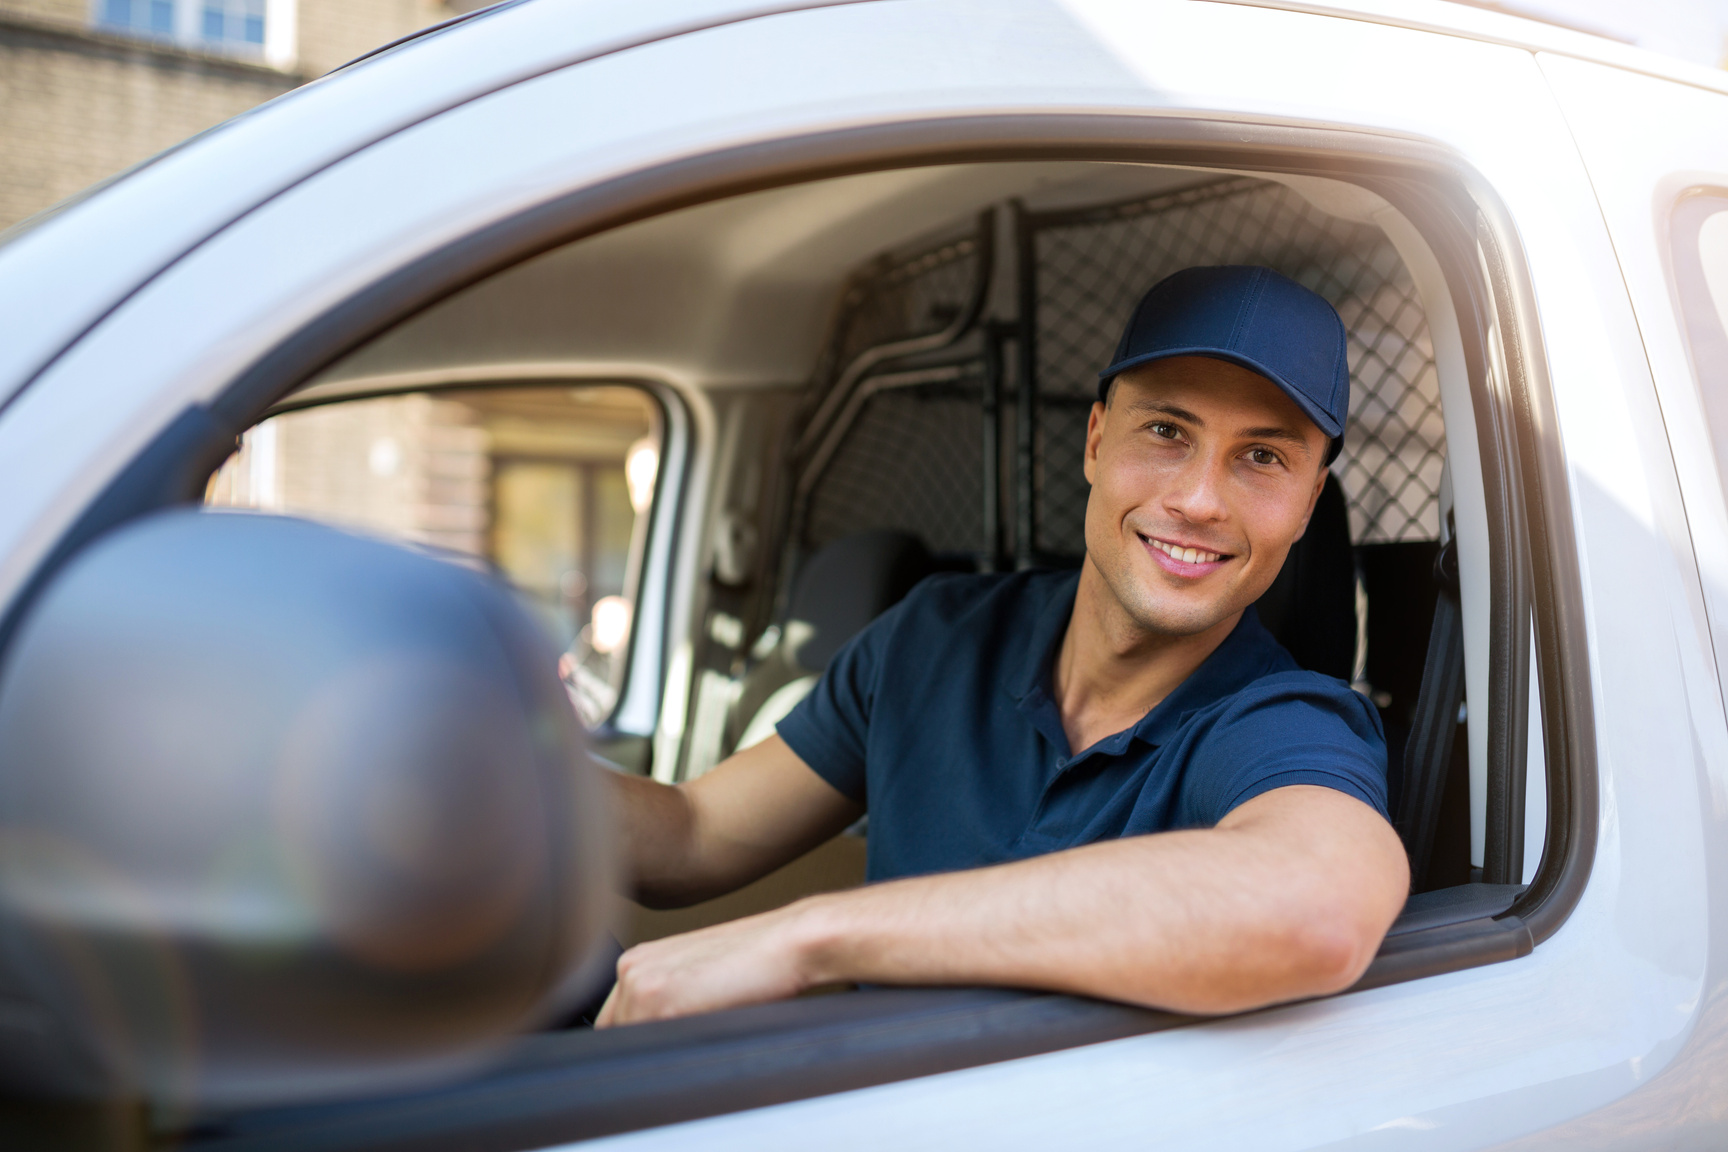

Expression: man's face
xmin=1083 ymin=356 xmax=1331 ymax=638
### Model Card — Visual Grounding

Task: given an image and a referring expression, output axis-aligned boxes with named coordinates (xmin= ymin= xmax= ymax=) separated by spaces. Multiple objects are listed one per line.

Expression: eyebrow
xmin=1125 ymin=399 xmax=1204 ymax=424
xmin=1126 ymin=400 xmax=1314 ymax=455
xmin=1238 ymin=425 xmax=1315 ymax=454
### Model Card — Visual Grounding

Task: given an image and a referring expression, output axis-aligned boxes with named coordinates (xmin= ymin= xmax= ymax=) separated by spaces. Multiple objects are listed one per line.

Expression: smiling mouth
xmin=1139 ymin=533 xmax=1232 ymax=566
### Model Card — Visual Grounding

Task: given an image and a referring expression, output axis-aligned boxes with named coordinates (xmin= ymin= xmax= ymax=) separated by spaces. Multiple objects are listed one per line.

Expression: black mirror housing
xmin=0 ymin=510 xmax=612 ymax=1106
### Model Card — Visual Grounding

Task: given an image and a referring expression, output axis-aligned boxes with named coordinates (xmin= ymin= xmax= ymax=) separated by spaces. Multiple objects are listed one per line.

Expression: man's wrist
xmin=778 ymin=891 xmax=855 ymax=991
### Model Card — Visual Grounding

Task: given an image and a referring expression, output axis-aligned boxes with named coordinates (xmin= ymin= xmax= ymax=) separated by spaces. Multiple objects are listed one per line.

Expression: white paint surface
xmin=0 ymin=1 xmax=1722 ymax=1146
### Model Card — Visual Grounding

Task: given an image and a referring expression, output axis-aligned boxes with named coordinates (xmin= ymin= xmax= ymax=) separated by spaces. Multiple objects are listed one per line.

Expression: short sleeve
xmin=1181 ymin=672 xmax=1390 ymax=825
xmin=774 ymin=599 xmax=906 ymax=803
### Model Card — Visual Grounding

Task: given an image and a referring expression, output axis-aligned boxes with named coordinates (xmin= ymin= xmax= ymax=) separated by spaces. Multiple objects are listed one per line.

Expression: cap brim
xmin=1097 ymin=347 xmax=1344 ymax=441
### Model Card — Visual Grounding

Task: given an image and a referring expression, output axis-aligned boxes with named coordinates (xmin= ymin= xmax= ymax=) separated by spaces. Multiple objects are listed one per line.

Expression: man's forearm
xmin=599 ymin=785 xmax=1408 ymax=1025
xmin=606 ymin=769 xmax=701 ymax=907
xmin=606 ymin=736 xmax=864 ymax=910
xmin=792 ymin=816 xmax=1390 ymax=1012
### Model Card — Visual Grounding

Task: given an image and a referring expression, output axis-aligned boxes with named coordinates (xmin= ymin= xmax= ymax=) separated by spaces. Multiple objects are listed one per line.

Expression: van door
xmin=1538 ymin=55 xmax=1728 ymax=1146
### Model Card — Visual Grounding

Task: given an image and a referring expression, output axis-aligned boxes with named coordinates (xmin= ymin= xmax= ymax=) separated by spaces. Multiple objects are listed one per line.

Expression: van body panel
xmin=0 ymin=1 xmax=1719 ymax=1147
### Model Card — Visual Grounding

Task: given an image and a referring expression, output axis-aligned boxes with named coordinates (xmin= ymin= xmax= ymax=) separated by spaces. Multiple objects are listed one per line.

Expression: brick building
xmin=0 ymin=0 xmax=473 ymax=229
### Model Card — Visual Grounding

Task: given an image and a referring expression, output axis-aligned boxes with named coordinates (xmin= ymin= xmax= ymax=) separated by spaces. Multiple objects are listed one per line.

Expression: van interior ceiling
xmin=286 ymin=159 xmax=1532 ymax=945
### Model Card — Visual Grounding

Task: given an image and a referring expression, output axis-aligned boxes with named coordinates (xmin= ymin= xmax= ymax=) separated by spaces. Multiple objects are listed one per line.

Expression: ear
xmin=1083 ymin=401 xmax=1107 ymax=485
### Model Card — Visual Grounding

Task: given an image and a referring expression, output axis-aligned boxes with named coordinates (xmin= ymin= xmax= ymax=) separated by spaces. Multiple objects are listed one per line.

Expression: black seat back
xmin=1254 ymin=472 xmax=1356 ymax=680
xmin=783 ymin=530 xmax=935 ymax=673
xmin=726 ymin=531 xmax=935 ymax=755
xmin=1253 ymin=473 xmax=1468 ymax=890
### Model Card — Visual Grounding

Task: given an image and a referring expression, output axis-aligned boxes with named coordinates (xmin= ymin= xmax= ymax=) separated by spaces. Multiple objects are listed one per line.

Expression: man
xmin=596 ymin=265 xmax=1409 ymax=1027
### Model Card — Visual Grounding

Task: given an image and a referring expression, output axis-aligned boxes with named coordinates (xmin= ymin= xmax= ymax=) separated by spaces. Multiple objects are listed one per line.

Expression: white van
xmin=1 ymin=0 xmax=1727 ymax=1148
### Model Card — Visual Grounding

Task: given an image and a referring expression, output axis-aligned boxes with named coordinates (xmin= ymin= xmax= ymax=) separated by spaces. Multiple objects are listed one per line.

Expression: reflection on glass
xmin=590 ymin=596 xmax=633 ymax=654
xmin=625 ymin=438 xmax=659 ymax=515
xmin=207 ymin=385 xmax=659 ymax=727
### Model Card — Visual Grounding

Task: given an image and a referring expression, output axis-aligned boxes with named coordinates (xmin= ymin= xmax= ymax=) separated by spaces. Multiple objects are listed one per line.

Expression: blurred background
xmin=0 ymin=0 xmax=483 ymax=230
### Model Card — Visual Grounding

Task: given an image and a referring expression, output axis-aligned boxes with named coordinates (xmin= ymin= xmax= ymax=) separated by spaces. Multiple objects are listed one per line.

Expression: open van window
xmin=253 ymin=159 xmax=1519 ymax=954
xmin=167 ymin=149 xmax=1558 ymax=1144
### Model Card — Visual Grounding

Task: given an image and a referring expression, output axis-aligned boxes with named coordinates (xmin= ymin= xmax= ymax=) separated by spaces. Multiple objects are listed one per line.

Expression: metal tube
xmin=793 ymin=210 xmax=997 ymax=462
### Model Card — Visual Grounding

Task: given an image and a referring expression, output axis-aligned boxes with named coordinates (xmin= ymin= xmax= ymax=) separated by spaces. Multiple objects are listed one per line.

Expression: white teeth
xmin=1151 ymin=539 xmax=1221 ymax=565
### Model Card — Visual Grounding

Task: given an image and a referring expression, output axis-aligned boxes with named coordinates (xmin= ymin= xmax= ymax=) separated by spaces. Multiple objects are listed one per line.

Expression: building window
xmin=201 ymin=0 xmax=266 ymax=47
xmin=101 ymin=0 xmax=175 ymax=37
xmin=95 ymin=0 xmax=290 ymax=65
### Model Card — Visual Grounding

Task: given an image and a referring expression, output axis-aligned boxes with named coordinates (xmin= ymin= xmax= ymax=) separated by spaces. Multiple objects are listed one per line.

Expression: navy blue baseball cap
xmin=1097 ymin=265 xmax=1349 ymax=461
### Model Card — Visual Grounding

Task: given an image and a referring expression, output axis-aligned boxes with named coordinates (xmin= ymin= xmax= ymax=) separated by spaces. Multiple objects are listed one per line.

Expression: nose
xmin=1162 ymin=450 xmax=1230 ymax=526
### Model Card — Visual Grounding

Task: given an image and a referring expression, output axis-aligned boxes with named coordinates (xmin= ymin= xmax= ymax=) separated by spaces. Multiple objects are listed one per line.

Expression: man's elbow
xmin=1273 ymin=824 xmax=1410 ymax=1000
xmin=1274 ymin=852 xmax=1415 ymax=998
xmin=1283 ymin=909 xmax=1383 ymax=997
xmin=1160 ymin=906 xmax=1389 ymax=1016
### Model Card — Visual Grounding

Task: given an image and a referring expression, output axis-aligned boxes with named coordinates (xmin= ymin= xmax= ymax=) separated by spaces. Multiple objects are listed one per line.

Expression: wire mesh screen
xmin=805 ymin=234 xmax=982 ymax=418
xmin=1030 ymin=177 xmax=1445 ymax=551
xmin=805 ymin=374 xmax=986 ymax=556
xmin=798 ymin=175 xmax=1445 ymax=569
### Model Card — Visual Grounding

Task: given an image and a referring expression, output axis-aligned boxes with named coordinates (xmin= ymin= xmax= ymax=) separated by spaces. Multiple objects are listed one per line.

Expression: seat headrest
xmin=785 ymin=531 xmax=934 ymax=672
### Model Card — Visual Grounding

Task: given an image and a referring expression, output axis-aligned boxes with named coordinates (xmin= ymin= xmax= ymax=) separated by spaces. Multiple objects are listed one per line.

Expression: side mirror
xmin=0 ymin=510 xmax=612 ymax=1106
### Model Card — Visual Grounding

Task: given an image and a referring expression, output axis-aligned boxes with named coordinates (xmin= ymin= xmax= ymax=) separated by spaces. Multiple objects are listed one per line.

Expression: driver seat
xmin=1253 ymin=471 xmax=1357 ymax=680
xmin=728 ymin=530 xmax=935 ymax=754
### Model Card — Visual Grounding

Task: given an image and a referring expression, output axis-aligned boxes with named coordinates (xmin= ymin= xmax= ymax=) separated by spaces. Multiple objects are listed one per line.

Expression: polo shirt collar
xmin=1008 ymin=570 xmax=1083 ymax=703
xmin=1007 ymin=570 xmax=1285 ymax=759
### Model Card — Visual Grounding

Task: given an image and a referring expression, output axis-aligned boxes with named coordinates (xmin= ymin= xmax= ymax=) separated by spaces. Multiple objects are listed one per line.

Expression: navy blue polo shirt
xmin=776 ymin=570 xmax=1388 ymax=883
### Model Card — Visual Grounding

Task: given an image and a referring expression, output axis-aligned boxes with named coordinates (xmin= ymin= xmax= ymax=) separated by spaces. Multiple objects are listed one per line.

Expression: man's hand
xmin=597 ymin=783 xmax=1407 ymax=1025
xmin=595 ymin=903 xmax=819 ymax=1027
